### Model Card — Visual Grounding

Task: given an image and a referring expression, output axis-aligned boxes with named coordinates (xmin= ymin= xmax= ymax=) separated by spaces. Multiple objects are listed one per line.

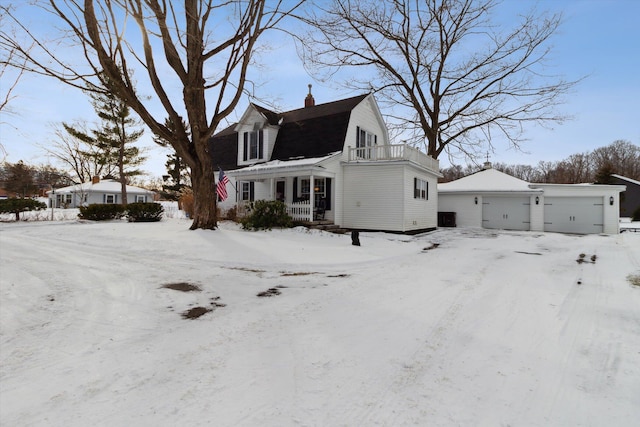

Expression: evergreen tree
xmin=153 ymin=117 xmax=190 ymax=201
xmin=5 ymin=161 xmax=37 ymax=197
xmin=593 ymin=163 xmax=616 ymax=184
xmin=64 ymin=74 xmax=145 ymax=204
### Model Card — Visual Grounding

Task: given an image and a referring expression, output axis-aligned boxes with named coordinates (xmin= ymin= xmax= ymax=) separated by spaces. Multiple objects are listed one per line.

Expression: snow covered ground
xmin=1 ymin=214 xmax=639 ymax=426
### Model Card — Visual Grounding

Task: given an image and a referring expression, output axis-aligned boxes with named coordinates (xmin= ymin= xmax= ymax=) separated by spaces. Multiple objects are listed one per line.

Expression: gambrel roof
xmin=209 ymin=94 xmax=369 ymax=170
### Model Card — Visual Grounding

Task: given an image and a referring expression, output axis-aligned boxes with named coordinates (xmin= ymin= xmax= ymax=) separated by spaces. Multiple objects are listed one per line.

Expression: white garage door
xmin=544 ymin=197 xmax=604 ymax=234
xmin=482 ymin=196 xmax=531 ymax=231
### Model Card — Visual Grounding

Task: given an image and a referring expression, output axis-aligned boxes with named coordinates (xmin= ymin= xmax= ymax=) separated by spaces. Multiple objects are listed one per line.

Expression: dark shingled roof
xmin=209 ymin=123 xmax=239 ymax=172
xmin=209 ymin=94 xmax=369 ymax=170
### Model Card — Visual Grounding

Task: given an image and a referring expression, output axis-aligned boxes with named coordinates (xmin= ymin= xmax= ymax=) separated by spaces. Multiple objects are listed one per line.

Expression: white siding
xmin=341 ymin=95 xmax=388 ymax=162
xmin=343 ymin=164 xmax=404 ymax=231
xmin=438 ymin=194 xmax=483 ymax=228
xmin=403 ymin=166 xmax=438 ymax=231
xmin=343 ymin=163 xmax=437 ymax=232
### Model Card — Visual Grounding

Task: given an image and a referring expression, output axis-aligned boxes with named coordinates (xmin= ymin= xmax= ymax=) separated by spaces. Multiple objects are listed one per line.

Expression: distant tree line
xmin=440 ymin=140 xmax=639 ymax=183
xmin=0 ymin=161 xmax=71 ymax=198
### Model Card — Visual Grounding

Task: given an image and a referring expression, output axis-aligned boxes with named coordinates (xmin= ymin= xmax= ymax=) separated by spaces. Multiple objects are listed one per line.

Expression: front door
xmin=276 ymin=180 xmax=285 ymax=202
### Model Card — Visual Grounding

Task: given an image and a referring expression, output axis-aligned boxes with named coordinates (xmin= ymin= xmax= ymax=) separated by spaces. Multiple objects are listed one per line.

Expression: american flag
xmin=216 ymin=169 xmax=230 ymax=201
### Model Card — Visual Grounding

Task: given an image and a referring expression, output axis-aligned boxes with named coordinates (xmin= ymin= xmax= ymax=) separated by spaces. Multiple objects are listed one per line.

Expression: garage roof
xmin=439 ymin=168 xmax=538 ymax=193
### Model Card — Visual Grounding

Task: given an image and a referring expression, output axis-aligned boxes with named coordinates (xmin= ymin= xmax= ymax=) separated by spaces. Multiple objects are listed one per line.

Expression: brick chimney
xmin=92 ymin=176 xmax=100 ymax=184
xmin=304 ymin=84 xmax=315 ymax=108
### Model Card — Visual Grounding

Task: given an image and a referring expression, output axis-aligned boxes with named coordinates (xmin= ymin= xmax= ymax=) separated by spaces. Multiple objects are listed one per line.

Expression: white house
xmin=48 ymin=177 xmax=156 ymax=208
xmin=438 ymin=164 xmax=626 ymax=234
xmin=211 ymin=89 xmax=441 ymax=233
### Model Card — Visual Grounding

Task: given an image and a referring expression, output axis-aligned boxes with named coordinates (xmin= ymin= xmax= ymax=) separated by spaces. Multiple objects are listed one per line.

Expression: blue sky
xmin=1 ymin=0 xmax=638 ymax=179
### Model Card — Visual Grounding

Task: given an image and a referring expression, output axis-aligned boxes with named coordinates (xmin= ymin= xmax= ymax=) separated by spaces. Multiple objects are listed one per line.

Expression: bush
xmin=632 ymin=206 xmax=640 ymax=222
xmin=179 ymin=192 xmax=194 ymax=218
xmin=0 ymin=198 xmax=47 ymax=221
xmin=222 ymin=205 xmax=239 ymax=222
xmin=240 ymin=200 xmax=293 ymax=230
xmin=79 ymin=204 xmax=126 ymax=221
xmin=127 ymin=202 xmax=164 ymax=222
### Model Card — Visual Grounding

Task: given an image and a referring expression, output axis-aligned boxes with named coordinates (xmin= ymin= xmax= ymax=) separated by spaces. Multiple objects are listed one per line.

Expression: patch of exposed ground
xmin=161 ymin=282 xmax=224 ymax=319
xmin=422 ymin=243 xmax=440 ymax=251
xmin=279 ymin=271 xmax=320 ymax=277
xmin=257 ymin=287 xmax=285 ymax=297
xmin=161 ymin=282 xmax=201 ymax=292
xmin=576 ymin=253 xmax=597 ymax=264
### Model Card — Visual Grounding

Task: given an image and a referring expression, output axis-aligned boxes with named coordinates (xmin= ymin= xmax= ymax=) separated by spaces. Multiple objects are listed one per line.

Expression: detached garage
xmin=438 ymin=164 xmax=626 ymax=234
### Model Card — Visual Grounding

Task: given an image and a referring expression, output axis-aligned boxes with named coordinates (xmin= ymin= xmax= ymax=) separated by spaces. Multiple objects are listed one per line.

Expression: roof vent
xmin=304 ymin=84 xmax=315 ymax=108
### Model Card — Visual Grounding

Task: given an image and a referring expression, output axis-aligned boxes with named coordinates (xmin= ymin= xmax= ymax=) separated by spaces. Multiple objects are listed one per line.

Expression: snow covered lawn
xmin=1 ymin=219 xmax=639 ymax=426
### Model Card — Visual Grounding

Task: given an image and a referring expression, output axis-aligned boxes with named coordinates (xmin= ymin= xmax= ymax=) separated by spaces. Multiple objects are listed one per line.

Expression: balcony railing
xmin=347 ymin=144 xmax=439 ymax=171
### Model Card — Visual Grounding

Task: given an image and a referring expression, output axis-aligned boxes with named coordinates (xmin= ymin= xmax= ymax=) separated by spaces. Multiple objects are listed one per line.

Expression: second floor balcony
xmin=346 ymin=144 xmax=439 ymax=172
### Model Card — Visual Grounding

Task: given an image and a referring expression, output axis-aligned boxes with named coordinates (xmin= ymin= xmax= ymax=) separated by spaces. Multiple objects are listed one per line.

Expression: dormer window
xmin=243 ymin=124 xmax=264 ymax=161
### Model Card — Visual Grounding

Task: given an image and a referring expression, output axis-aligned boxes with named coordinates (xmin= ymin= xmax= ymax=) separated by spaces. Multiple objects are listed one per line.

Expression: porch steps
xmin=299 ymin=220 xmax=350 ymax=235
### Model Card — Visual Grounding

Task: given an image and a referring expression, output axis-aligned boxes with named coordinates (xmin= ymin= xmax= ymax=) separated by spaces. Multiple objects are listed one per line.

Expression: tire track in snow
xmin=344 ymin=261 xmax=491 ymax=425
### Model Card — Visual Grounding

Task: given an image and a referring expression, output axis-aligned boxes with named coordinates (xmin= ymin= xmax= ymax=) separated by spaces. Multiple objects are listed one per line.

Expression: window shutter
xmin=249 ymin=182 xmax=255 ymax=201
xmin=414 ymin=178 xmax=418 ymax=199
xmin=103 ymin=194 xmax=106 ymax=203
xmin=259 ymin=129 xmax=264 ymax=159
xmin=356 ymin=126 xmax=360 ymax=147
xmin=426 ymin=182 xmax=429 ymax=200
xmin=374 ymin=134 xmax=377 ymax=145
xmin=325 ymin=178 xmax=332 ymax=210
xmin=243 ymin=132 xmax=248 ymax=161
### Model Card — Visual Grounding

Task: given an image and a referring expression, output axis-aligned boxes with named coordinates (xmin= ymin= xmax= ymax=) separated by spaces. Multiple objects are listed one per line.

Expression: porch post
xmin=309 ymin=174 xmax=315 ymax=222
xmin=270 ymin=178 xmax=275 ymax=200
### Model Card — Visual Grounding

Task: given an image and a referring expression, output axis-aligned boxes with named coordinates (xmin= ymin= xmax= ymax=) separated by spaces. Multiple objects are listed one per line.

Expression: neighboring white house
xmin=48 ymin=177 xmax=156 ymax=208
xmin=438 ymin=164 xmax=626 ymax=234
xmin=211 ymin=89 xmax=441 ymax=233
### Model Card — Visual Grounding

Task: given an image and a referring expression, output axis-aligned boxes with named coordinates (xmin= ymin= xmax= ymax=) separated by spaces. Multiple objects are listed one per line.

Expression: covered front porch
xmin=226 ymin=156 xmax=337 ymax=223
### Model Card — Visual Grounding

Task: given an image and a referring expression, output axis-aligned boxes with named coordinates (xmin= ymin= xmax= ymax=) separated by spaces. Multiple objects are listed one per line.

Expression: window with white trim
xmin=414 ymin=178 xmax=428 ymax=200
xmin=241 ymin=181 xmax=255 ymax=201
xmin=356 ymin=126 xmax=377 ymax=159
xmin=135 ymin=195 xmax=146 ymax=203
xmin=243 ymin=125 xmax=265 ymax=161
xmin=105 ymin=194 xmax=116 ymax=204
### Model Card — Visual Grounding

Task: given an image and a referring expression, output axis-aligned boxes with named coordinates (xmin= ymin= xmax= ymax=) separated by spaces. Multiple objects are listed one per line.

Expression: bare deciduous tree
xmin=43 ymin=122 xmax=117 ymax=184
xmin=1 ymin=0 xmax=301 ymax=229
xmin=299 ymin=0 xmax=579 ymax=162
xmin=591 ymin=140 xmax=640 ymax=181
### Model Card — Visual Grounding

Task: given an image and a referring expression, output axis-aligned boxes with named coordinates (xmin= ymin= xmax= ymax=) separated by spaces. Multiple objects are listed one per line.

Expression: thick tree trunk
xmin=189 ymin=157 xmax=218 ymax=230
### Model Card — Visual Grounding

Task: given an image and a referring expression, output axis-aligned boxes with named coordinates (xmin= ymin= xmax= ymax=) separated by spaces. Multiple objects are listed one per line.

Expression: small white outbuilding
xmin=48 ymin=177 xmax=156 ymax=208
xmin=438 ymin=164 xmax=626 ymax=234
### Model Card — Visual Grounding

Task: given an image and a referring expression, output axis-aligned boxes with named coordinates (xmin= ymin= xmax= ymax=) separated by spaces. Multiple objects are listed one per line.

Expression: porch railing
xmin=287 ymin=200 xmax=311 ymax=221
xmin=347 ymin=144 xmax=439 ymax=171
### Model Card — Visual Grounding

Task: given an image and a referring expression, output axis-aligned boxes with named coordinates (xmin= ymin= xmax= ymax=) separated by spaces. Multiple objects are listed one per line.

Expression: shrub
xmin=126 ymin=202 xmax=164 ymax=222
xmin=78 ymin=204 xmax=126 ymax=221
xmin=632 ymin=206 xmax=640 ymax=222
xmin=222 ymin=205 xmax=239 ymax=222
xmin=240 ymin=200 xmax=293 ymax=230
xmin=179 ymin=192 xmax=194 ymax=218
xmin=0 ymin=198 xmax=47 ymax=221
